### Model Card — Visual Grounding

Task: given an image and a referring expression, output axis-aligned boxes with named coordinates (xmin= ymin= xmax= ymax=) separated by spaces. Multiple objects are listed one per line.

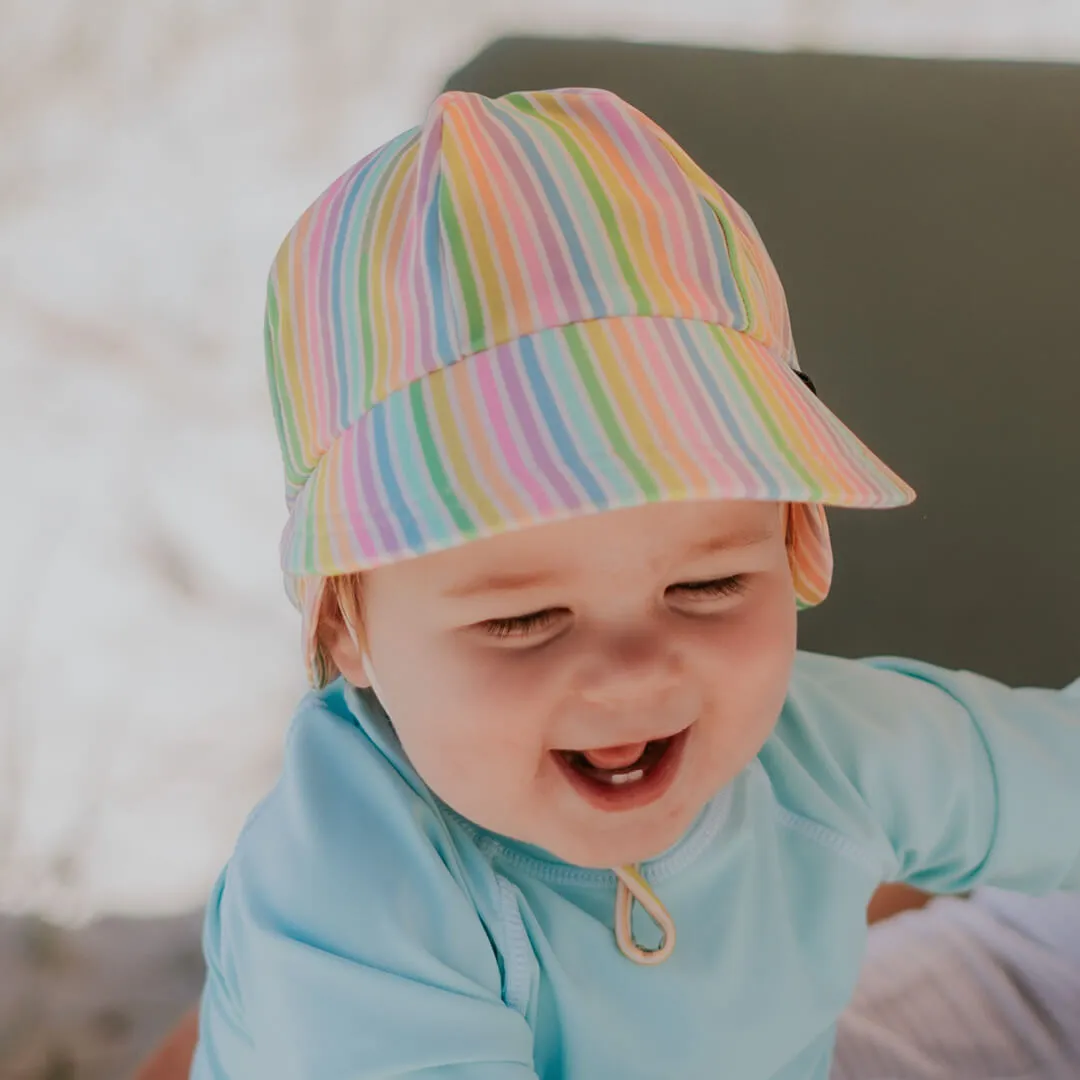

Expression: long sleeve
xmin=763 ymin=653 xmax=1080 ymax=895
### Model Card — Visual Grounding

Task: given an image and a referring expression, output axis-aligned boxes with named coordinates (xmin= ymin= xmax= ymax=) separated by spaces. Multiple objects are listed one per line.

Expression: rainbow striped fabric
xmin=263 ymin=88 xmax=915 ymax=687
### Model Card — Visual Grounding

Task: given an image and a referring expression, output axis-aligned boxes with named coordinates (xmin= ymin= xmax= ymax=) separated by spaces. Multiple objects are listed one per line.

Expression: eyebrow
xmin=443 ymin=568 xmax=560 ymax=600
xmin=442 ymin=523 xmax=778 ymax=600
xmin=683 ymin=524 xmax=778 ymax=560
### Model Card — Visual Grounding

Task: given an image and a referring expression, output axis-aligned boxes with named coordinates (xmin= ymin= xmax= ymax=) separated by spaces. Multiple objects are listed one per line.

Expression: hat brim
xmin=284 ymin=315 xmax=914 ymax=681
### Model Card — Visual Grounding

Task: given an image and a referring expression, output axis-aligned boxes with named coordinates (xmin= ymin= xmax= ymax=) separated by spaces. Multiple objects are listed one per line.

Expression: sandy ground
xmin=3 ymin=2 xmax=1079 ymax=1075
xmin=0 ymin=911 xmax=203 ymax=1079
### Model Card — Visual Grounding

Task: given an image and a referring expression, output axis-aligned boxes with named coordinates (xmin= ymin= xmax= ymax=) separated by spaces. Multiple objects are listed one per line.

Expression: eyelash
xmin=673 ymin=575 xmax=748 ymax=600
xmin=480 ymin=575 xmax=748 ymax=638
xmin=483 ymin=609 xmax=561 ymax=639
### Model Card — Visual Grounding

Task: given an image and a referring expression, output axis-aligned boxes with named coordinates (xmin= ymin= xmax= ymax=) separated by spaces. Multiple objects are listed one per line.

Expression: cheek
xmin=388 ymin=703 xmax=540 ymax=827
xmin=733 ymin=588 xmax=797 ymax=670
xmin=697 ymin=580 xmax=797 ymax=727
xmin=373 ymin=644 xmax=551 ymax=811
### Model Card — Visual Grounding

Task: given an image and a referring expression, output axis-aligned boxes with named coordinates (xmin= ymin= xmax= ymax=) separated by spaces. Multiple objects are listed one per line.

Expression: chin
xmin=541 ymin=815 xmax=696 ymax=869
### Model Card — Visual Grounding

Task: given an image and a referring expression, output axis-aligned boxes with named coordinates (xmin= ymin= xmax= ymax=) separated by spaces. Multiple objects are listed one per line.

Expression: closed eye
xmin=481 ymin=609 xmax=563 ymax=638
xmin=668 ymin=575 xmax=747 ymax=600
xmin=480 ymin=576 xmax=747 ymax=638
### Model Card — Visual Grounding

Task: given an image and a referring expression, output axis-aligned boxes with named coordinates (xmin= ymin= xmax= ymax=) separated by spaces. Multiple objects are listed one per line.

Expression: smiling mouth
xmin=552 ymin=727 xmax=691 ymax=812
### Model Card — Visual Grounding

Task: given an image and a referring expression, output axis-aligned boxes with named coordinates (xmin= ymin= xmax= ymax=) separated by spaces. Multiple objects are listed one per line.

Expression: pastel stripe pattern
xmin=262 ymin=88 xmax=915 ymax=686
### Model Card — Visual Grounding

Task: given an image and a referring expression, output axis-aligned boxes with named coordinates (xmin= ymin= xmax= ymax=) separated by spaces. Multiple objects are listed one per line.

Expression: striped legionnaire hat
xmin=263 ymin=87 xmax=915 ymax=687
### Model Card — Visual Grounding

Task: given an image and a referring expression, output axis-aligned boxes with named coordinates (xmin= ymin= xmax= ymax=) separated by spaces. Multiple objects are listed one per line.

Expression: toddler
xmin=192 ymin=88 xmax=1080 ymax=1079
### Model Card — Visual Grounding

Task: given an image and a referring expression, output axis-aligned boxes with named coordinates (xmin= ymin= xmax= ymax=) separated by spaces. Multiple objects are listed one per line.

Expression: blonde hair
xmin=318 ymin=572 xmax=366 ymax=660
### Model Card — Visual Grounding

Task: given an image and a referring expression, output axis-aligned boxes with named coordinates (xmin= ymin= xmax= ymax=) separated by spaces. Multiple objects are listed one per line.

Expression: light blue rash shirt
xmin=193 ymin=652 xmax=1080 ymax=1079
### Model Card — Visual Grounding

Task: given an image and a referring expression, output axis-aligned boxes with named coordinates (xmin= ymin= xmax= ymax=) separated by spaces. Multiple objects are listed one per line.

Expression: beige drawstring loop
xmin=613 ymin=865 xmax=676 ymax=965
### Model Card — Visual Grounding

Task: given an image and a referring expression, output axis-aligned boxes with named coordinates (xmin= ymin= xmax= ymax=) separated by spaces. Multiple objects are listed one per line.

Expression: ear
xmin=317 ymin=586 xmax=372 ymax=689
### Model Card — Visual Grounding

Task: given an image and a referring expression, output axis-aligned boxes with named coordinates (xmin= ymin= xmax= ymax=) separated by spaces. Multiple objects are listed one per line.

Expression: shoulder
xmin=766 ymin=651 xmax=986 ymax=769
xmin=756 ymin=652 xmax=979 ymax=867
xmin=196 ymin=686 xmax=537 ymax=1074
xmin=236 ymin=681 xmax=503 ymax=916
xmin=760 ymin=651 xmax=921 ymax=779
xmin=214 ymin=683 xmax=508 ymax=990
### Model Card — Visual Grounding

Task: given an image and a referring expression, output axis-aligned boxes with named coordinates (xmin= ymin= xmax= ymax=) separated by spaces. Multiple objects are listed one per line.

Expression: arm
xmin=767 ymin=654 xmax=1080 ymax=895
xmin=192 ymin=692 xmax=538 ymax=1079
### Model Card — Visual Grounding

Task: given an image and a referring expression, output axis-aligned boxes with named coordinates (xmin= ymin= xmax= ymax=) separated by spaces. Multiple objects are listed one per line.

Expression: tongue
xmin=582 ymin=742 xmax=649 ymax=770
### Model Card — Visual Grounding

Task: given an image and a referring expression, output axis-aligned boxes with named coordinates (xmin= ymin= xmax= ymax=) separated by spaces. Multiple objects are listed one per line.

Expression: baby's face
xmin=331 ymin=500 xmax=796 ymax=868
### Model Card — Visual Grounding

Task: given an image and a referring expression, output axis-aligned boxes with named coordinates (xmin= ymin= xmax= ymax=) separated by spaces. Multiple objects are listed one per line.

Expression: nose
xmin=576 ymin=628 xmax=683 ymax=709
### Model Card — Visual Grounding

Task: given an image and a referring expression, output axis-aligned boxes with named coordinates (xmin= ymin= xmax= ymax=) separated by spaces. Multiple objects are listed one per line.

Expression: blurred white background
xmin=4 ymin=0 xmax=1080 ymax=926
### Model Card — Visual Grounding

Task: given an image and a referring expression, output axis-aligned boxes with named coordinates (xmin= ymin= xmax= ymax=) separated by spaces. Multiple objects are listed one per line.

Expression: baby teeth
xmin=607 ymin=769 xmax=646 ymax=786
